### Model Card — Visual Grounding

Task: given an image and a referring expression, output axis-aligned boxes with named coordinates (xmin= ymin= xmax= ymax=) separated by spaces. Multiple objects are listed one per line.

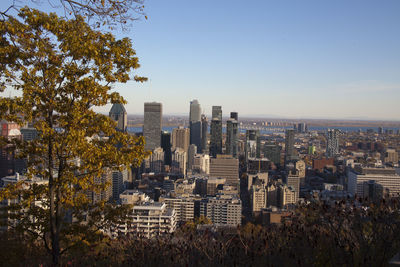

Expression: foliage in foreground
xmin=1 ymin=199 xmax=399 ymax=266
xmin=0 ymin=7 xmax=148 ymax=265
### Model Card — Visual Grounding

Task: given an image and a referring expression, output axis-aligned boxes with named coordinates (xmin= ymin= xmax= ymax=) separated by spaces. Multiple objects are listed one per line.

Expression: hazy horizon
xmin=1 ymin=0 xmax=400 ymax=121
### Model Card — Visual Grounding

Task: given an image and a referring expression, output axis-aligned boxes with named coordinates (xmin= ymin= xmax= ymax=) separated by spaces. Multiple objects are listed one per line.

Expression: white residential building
xmin=117 ymin=202 xmax=177 ymax=238
xmin=159 ymin=197 xmax=194 ymax=223
xmin=200 ymin=195 xmax=241 ymax=226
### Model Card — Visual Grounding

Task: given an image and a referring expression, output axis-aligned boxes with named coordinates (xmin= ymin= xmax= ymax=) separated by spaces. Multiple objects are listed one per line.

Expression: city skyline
xmin=97 ymin=0 xmax=400 ymax=120
xmin=1 ymin=1 xmax=400 ymax=120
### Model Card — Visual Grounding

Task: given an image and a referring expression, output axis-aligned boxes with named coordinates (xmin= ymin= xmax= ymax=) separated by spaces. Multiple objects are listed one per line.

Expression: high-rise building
xmin=326 ymin=129 xmax=340 ymax=158
xmin=286 ymin=173 xmax=300 ymax=201
xmin=250 ymin=184 xmax=267 ymax=213
xmin=193 ymin=154 xmax=210 ymax=174
xmin=245 ymin=130 xmax=260 ymax=161
xmin=87 ymin=168 xmax=112 ymax=204
xmin=285 ymin=129 xmax=296 ymax=162
xmin=112 ymin=168 xmax=130 ymax=202
xmin=161 ymin=131 xmax=172 ymax=166
xmin=209 ymin=155 xmax=239 ymax=188
xmin=171 ymin=148 xmax=187 ymax=175
xmin=263 ymin=144 xmax=281 ymax=166
xmin=109 ymin=103 xmax=127 ymax=132
xmin=150 ymin=147 xmax=164 ymax=173
xmin=187 ymin=144 xmax=197 ymax=171
xmin=226 ymin=112 xmax=239 ymax=158
xmin=297 ymin=123 xmax=307 ymax=133
xmin=201 ymin=114 xmax=208 ymax=153
xmin=278 ymin=184 xmax=296 ymax=208
xmin=210 ymin=106 xmax=222 ymax=157
xmin=199 ymin=195 xmax=242 ymax=226
xmin=143 ymin=102 xmax=162 ymax=151
xmin=189 ymin=100 xmax=202 ymax=153
xmin=172 ymin=127 xmax=190 ymax=153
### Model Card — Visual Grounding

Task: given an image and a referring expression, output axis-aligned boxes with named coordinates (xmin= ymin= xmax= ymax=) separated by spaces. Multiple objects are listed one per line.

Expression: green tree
xmin=0 ymin=7 xmax=148 ymax=265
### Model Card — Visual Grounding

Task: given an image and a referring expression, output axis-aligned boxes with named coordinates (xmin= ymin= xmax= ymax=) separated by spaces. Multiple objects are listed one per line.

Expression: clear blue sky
xmin=2 ymin=0 xmax=400 ymax=120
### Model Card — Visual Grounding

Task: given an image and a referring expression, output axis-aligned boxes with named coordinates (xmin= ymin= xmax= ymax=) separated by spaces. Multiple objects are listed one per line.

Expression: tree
xmin=0 ymin=7 xmax=149 ymax=265
xmin=1 ymin=0 xmax=146 ymax=30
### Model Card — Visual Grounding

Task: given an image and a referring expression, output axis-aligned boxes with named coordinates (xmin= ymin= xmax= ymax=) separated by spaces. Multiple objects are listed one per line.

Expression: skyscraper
xmin=245 ymin=130 xmax=260 ymax=161
xmin=161 ymin=131 xmax=172 ymax=166
xmin=326 ymin=129 xmax=340 ymax=157
xmin=189 ymin=100 xmax=202 ymax=152
xmin=201 ymin=114 xmax=208 ymax=154
xmin=143 ymin=102 xmax=162 ymax=151
xmin=187 ymin=144 xmax=197 ymax=171
xmin=226 ymin=112 xmax=239 ymax=158
xmin=172 ymin=126 xmax=190 ymax=153
xmin=109 ymin=103 xmax=127 ymax=132
xmin=297 ymin=123 xmax=307 ymax=133
xmin=263 ymin=143 xmax=281 ymax=166
xmin=285 ymin=129 xmax=296 ymax=162
xmin=172 ymin=148 xmax=187 ymax=175
xmin=210 ymin=106 xmax=222 ymax=157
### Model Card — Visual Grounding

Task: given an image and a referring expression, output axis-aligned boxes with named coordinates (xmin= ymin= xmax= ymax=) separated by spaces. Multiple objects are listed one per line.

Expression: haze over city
xmin=96 ymin=0 xmax=400 ymax=120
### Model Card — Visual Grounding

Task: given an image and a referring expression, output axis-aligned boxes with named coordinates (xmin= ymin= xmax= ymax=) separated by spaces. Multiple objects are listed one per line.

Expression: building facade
xmin=226 ymin=112 xmax=239 ymax=158
xmin=210 ymin=106 xmax=222 ymax=157
xmin=189 ymin=100 xmax=202 ymax=153
xmin=109 ymin=103 xmax=127 ymax=132
xmin=200 ymin=195 xmax=242 ymax=226
xmin=143 ymin=102 xmax=162 ymax=151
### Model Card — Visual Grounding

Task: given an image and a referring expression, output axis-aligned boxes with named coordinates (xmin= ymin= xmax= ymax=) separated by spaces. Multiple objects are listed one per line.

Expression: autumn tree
xmin=1 ymin=0 xmax=146 ymax=30
xmin=0 ymin=7 xmax=148 ymax=265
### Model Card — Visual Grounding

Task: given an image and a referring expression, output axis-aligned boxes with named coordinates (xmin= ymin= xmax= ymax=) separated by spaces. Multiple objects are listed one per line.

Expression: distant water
xmin=127 ymin=126 xmax=400 ymax=134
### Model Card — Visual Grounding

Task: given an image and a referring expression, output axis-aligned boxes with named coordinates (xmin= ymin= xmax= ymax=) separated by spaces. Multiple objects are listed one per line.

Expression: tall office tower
xmin=171 ymin=148 xmax=187 ymax=175
xmin=226 ymin=112 xmax=239 ymax=158
xmin=230 ymin=112 xmax=238 ymax=121
xmin=161 ymin=131 xmax=172 ymax=166
xmin=150 ymin=147 xmax=165 ymax=173
xmin=326 ymin=129 xmax=340 ymax=158
xmin=245 ymin=130 xmax=260 ymax=161
xmin=189 ymin=100 xmax=202 ymax=153
xmin=143 ymin=102 xmax=162 ymax=151
xmin=112 ymin=168 xmax=130 ymax=202
xmin=201 ymin=114 xmax=208 ymax=153
xmin=109 ymin=103 xmax=127 ymax=132
xmin=378 ymin=127 xmax=383 ymax=135
xmin=297 ymin=123 xmax=307 ymax=133
xmin=263 ymin=143 xmax=281 ymax=166
xmin=285 ymin=129 xmax=296 ymax=162
xmin=209 ymin=155 xmax=239 ymax=188
xmin=172 ymin=126 xmax=190 ymax=153
xmin=286 ymin=173 xmax=300 ymax=201
xmin=187 ymin=144 xmax=197 ymax=171
xmin=210 ymin=106 xmax=222 ymax=157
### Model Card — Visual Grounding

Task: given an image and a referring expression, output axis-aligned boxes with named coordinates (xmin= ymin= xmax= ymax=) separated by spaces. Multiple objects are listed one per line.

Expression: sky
xmin=1 ymin=0 xmax=400 ymax=120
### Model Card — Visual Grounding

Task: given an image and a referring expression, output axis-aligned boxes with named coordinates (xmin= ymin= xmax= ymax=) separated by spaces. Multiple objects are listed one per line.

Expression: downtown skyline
xmin=1 ymin=0 xmax=400 ymax=120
